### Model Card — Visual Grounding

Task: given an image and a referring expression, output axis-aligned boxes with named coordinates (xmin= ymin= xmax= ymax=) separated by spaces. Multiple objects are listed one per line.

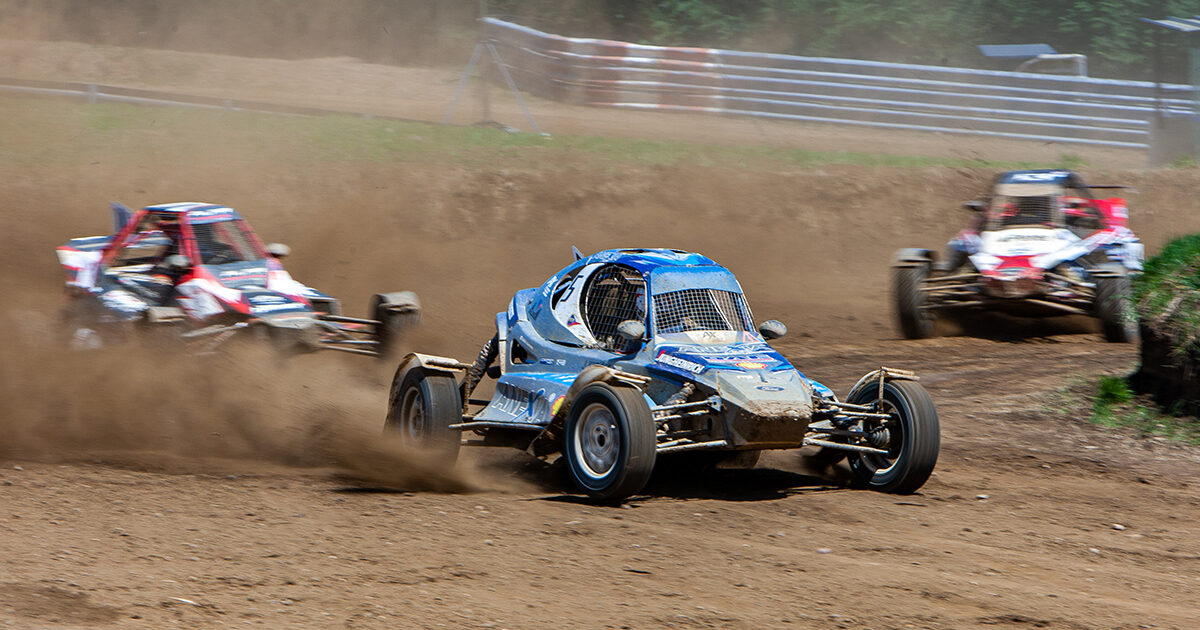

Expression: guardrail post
xmin=87 ymin=83 xmax=97 ymax=104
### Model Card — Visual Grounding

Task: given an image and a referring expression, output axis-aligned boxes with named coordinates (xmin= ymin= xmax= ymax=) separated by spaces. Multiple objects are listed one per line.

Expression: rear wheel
xmin=386 ymin=368 xmax=462 ymax=462
xmin=565 ymin=383 xmax=656 ymax=501
xmin=1094 ymin=275 xmax=1136 ymax=343
xmin=846 ymin=380 xmax=939 ymax=494
xmin=373 ymin=293 xmax=421 ymax=359
xmin=893 ymin=264 xmax=935 ymax=339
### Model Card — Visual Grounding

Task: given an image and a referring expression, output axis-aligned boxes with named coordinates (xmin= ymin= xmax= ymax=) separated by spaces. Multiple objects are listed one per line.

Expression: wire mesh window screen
xmin=582 ymin=265 xmax=646 ymax=351
xmin=193 ymin=222 xmax=257 ymax=264
xmin=992 ymin=195 xmax=1058 ymax=228
xmin=654 ymin=289 xmax=754 ymax=334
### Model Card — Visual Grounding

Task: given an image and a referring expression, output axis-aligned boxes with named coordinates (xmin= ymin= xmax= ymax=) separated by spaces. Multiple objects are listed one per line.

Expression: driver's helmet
xmin=154 ymin=216 xmax=184 ymax=262
xmin=1060 ymin=196 xmax=1092 ymax=215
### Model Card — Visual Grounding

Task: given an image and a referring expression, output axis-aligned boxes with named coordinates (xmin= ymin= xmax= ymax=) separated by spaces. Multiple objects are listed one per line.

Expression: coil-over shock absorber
xmin=459 ymin=335 xmax=498 ymax=414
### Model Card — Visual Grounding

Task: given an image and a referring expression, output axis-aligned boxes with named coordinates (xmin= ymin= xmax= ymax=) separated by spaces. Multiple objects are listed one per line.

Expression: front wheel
xmin=564 ymin=383 xmax=656 ymax=501
xmin=846 ymin=380 xmax=939 ymax=494
xmin=892 ymin=264 xmax=935 ymax=339
xmin=386 ymin=368 xmax=462 ymax=462
xmin=1094 ymin=275 xmax=1136 ymax=343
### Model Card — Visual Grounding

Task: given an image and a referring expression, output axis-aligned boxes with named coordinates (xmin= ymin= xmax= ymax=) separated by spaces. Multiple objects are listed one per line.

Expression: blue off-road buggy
xmin=387 ymin=249 xmax=939 ymax=500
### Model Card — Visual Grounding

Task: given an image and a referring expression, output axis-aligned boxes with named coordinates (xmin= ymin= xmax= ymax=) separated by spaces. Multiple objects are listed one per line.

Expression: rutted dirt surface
xmin=2 ymin=40 xmax=1200 ymax=629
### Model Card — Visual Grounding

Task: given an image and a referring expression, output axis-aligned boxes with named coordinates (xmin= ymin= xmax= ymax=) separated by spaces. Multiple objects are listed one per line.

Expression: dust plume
xmin=0 ymin=329 xmax=476 ymax=492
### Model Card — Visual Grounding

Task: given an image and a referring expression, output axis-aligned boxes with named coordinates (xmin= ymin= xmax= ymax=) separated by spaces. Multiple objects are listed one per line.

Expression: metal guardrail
xmin=483 ymin=18 xmax=1193 ymax=151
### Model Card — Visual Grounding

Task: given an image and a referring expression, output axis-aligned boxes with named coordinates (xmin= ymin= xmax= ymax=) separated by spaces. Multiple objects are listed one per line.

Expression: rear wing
xmin=110 ymin=202 xmax=135 ymax=232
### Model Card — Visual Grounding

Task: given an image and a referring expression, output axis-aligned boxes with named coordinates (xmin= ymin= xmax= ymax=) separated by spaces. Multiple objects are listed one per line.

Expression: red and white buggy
xmin=892 ymin=170 xmax=1143 ymax=342
xmin=56 ymin=202 xmax=418 ymax=355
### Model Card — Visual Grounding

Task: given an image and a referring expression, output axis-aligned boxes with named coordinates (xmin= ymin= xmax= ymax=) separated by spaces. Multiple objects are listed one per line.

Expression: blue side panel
xmin=473 ymin=372 xmax=575 ymax=426
xmin=806 ymin=378 xmax=836 ymax=400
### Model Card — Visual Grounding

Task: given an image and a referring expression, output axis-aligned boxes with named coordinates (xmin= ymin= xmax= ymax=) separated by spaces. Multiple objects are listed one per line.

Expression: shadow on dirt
xmin=327 ymin=448 xmax=851 ymax=501
xmin=642 ymin=466 xmax=841 ymax=501
xmin=525 ymin=465 xmax=842 ymax=505
xmin=940 ymin=311 xmax=1098 ymax=342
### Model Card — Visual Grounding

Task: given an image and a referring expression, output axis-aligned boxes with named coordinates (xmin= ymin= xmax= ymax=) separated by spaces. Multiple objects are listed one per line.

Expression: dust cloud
xmin=0 ymin=331 xmax=479 ymax=491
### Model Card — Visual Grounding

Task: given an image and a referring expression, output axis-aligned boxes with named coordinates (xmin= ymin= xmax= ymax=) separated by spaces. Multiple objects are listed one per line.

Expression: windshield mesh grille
xmin=192 ymin=222 xmax=257 ymax=264
xmin=654 ymin=289 xmax=753 ymax=334
xmin=582 ymin=265 xmax=646 ymax=351
xmin=993 ymin=195 xmax=1057 ymax=228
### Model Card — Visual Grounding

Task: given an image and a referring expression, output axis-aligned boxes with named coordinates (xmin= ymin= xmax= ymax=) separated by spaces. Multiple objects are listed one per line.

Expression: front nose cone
xmin=715 ymin=370 xmax=814 ymax=447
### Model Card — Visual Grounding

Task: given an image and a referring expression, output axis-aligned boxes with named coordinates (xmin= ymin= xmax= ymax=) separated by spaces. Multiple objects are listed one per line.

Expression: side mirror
xmin=963 ymin=200 xmax=986 ymax=213
xmin=267 ymin=243 xmax=291 ymax=259
xmin=164 ymin=254 xmax=190 ymax=271
xmin=758 ymin=320 xmax=787 ymax=340
xmin=615 ymin=320 xmax=646 ymax=353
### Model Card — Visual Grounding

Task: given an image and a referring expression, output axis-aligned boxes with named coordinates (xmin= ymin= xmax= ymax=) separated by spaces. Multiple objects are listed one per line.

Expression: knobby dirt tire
xmin=846 ymin=380 xmax=939 ymax=494
xmin=893 ymin=264 xmax=935 ymax=339
xmin=564 ymin=382 xmax=656 ymax=502
xmin=386 ymin=368 xmax=462 ymax=463
xmin=1094 ymin=275 xmax=1136 ymax=343
xmin=372 ymin=295 xmax=420 ymax=360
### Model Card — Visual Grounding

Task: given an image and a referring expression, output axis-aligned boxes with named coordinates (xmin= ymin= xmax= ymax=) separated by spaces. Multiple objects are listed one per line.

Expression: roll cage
xmin=569 ymin=262 xmax=757 ymax=353
xmin=101 ymin=207 xmax=271 ymax=273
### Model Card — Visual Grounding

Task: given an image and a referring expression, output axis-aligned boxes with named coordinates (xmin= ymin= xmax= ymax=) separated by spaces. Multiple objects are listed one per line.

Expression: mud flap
xmin=388 ymin=352 xmax=471 ymax=422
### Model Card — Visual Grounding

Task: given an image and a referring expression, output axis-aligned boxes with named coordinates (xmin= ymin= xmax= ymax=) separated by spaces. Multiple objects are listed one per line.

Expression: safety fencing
xmin=483 ymin=18 xmax=1193 ymax=151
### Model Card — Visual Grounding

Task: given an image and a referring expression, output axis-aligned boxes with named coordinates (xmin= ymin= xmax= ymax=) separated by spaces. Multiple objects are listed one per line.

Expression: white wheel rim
xmin=574 ymin=402 xmax=619 ymax=479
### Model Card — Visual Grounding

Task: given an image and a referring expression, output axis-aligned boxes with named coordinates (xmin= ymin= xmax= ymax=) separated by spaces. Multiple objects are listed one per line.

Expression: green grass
xmin=1168 ymin=154 xmax=1199 ymax=169
xmin=1056 ymin=153 xmax=1089 ymax=170
xmin=0 ymin=93 xmax=1052 ymax=171
xmin=1133 ymin=233 xmax=1200 ymax=352
xmin=1044 ymin=376 xmax=1200 ymax=444
xmin=1090 ymin=376 xmax=1200 ymax=444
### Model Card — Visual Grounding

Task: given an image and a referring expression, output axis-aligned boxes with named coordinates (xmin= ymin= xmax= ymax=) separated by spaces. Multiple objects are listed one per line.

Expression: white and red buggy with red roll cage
xmin=892 ymin=169 xmax=1144 ymax=342
xmin=56 ymin=202 xmax=418 ymax=356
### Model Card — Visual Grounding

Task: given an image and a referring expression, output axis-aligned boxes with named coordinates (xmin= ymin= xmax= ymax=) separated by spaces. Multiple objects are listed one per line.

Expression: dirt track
xmin=2 ymin=39 xmax=1200 ymax=630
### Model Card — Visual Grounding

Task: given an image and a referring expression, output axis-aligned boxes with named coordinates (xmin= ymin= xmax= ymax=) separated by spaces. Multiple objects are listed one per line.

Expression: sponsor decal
xmin=756 ymin=385 xmax=784 ymax=392
xmin=188 ymin=207 xmax=236 ymax=220
xmin=1008 ymin=170 xmax=1069 ymax=182
xmin=220 ymin=266 xmax=267 ymax=278
xmin=248 ymin=294 xmax=289 ymax=305
xmin=736 ymin=361 xmax=767 ymax=370
xmin=655 ymin=351 xmax=704 ymax=374
xmin=101 ymin=289 xmax=146 ymax=313
xmin=566 ymin=314 xmax=583 ymax=327
xmin=493 ymin=384 xmax=550 ymax=421
xmin=252 ymin=303 xmax=305 ymax=314
xmin=703 ymin=354 xmax=774 ymax=364
xmin=998 ymin=233 xmax=1051 ymax=242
